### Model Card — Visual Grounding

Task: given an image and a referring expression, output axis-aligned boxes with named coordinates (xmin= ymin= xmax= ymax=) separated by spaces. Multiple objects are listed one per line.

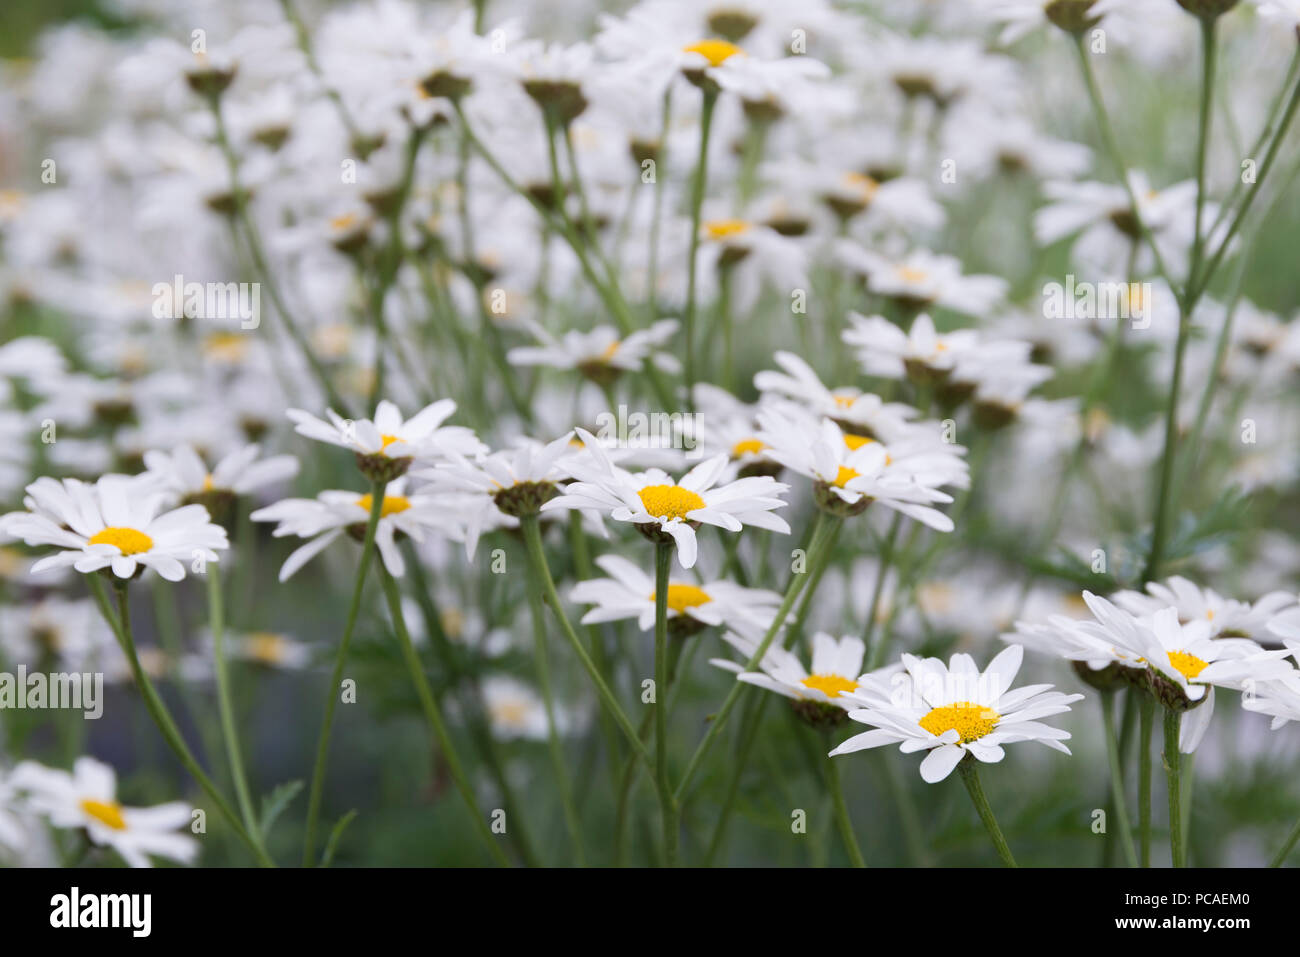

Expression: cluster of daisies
xmin=2 ymin=0 xmax=1300 ymax=868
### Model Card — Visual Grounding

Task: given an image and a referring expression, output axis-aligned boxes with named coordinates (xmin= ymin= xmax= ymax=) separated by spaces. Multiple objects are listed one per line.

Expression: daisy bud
xmin=492 ymin=481 xmax=559 ymax=518
xmin=813 ymin=479 xmax=872 ymax=517
xmin=790 ymin=697 xmax=850 ymax=729
xmin=523 ymin=80 xmax=588 ymax=126
xmin=419 ymin=70 xmax=472 ymax=101
xmin=355 ymin=450 xmax=413 ymax=483
xmin=706 ymin=9 xmax=759 ymax=44
xmin=1174 ymin=0 xmax=1240 ymax=17
xmin=1044 ymin=0 xmax=1103 ymax=35
xmin=185 ymin=62 xmax=236 ymax=99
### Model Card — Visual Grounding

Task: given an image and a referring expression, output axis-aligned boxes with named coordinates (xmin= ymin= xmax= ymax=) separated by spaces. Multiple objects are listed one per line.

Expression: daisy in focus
xmin=830 ymin=645 xmax=1083 ymax=783
xmin=540 ymin=428 xmax=790 ymax=568
xmin=0 ymin=474 xmax=228 ymax=582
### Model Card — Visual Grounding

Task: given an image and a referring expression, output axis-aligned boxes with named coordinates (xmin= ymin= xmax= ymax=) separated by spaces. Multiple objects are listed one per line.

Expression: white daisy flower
xmin=0 ymin=768 xmax=27 ymax=855
xmin=1242 ymin=640 xmax=1300 ymax=729
xmin=506 ymin=318 xmax=680 ymax=385
xmin=752 ymin=351 xmax=918 ymax=440
xmin=250 ymin=477 xmax=457 ymax=581
xmin=1112 ymin=576 xmax=1297 ymax=641
xmin=539 ymin=428 xmax=790 ymax=569
xmin=1082 ymin=591 xmax=1296 ymax=752
xmin=843 ymin=312 xmax=980 ymax=383
xmin=834 ymin=246 xmax=1007 ymax=317
xmin=11 ymin=757 xmax=197 ymax=868
xmin=756 ymin=409 xmax=956 ymax=530
xmin=481 ymin=675 xmax=577 ymax=742
xmin=287 ymin=399 xmax=484 ymax=480
xmin=710 ymin=629 xmax=897 ymax=726
xmin=830 ymin=645 xmax=1083 ymax=783
xmin=418 ymin=432 xmax=580 ymax=559
xmin=570 ymin=553 xmax=783 ymax=637
xmin=141 ymin=443 xmax=299 ymax=527
xmin=0 ymin=474 xmax=228 ymax=582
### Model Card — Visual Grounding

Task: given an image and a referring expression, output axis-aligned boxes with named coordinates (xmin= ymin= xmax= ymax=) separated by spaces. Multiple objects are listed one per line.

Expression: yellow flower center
xmin=246 ymin=632 xmax=289 ymax=664
xmin=599 ymin=340 xmax=621 ymax=362
xmin=703 ymin=218 xmax=751 ymax=240
xmin=204 ymin=332 xmax=249 ymax=361
xmin=493 ymin=700 xmax=531 ymax=726
xmin=832 ymin=394 xmax=858 ymax=408
xmin=649 ymin=583 xmax=713 ymax=614
xmin=87 ymin=527 xmax=154 ymax=555
xmin=919 ymin=701 xmax=1001 ymax=743
xmin=683 ymin=39 xmax=743 ymax=67
xmin=637 ymin=484 xmax=706 ymax=520
xmin=844 ymin=172 xmax=880 ymax=200
xmin=731 ymin=437 xmax=766 ymax=457
xmin=1166 ymin=650 xmax=1209 ymax=681
xmin=80 ymin=798 xmax=127 ymax=830
xmin=330 ymin=212 xmax=359 ymax=231
xmin=355 ymin=494 xmax=412 ymax=518
xmin=379 ymin=434 xmax=402 ymax=450
xmin=832 ymin=466 xmax=859 ymax=488
xmin=202 ymin=474 xmax=216 ymax=492
xmin=895 ymin=265 xmax=929 ymax=283
xmin=843 ymin=433 xmax=876 ymax=451
xmin=801 ymin=673 xmax=859 ymax=698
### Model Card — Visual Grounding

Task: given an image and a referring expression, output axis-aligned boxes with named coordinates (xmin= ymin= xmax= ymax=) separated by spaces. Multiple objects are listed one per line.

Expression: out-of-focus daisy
xmin=843 ymin=312 xmax=978 ymax=384
xmin=752 ymin=351 xmax=917 ymax=441
xmin=506 ymin=319 xmax=680 ymax=386
xmin=835 ymin=246 xmax=1007 ymax=317
xmin=287 ymin=399 xmax=483 ymax=481
xmin=570 ymin=553 xmax=782 ymax=637
xmin=11 ymin=757 xmax=197 ymax=868
xmin=142 ymin=443 xmax=299 ymax=524
xmin=481 ymin=675 xmax=577 ymax=741
xmin=0 ymin=474 xmax=228 ymax=582
xmin=830 ymin=645 xmax=1082 ymax=782
xmin=540 ymin=428 xmax=790 ymax=569
xmin=0 ymin=596 xmax=112 ymax=671
xmin=251 ymin=477 xmax=457 ymax=580
xmin=757 ymin=409 xmax=957 ymax=529
xmin=1112 ymin=576 xmax=1296 ymax=642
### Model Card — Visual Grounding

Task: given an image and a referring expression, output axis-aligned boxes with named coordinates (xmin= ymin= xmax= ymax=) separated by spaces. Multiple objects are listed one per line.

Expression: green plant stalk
xmin=1138 ymin=694 xmax=1154 ymax=867
xmin=674 ymin=512 xmax=839 ymax=803
xmin=518 ymin=515 xmax=652 ymax=769
xmin=860 ymin=513 xmax=902 ymax=653
xmin=87 ymin=575 xmax=273 ymax=867
xmin=1270 ymin=813 xmax=1300 ymax=867
xmin=653 ymin=541 xmax=680 ymax=867
xmin=1101 ymin=691 xmax=1138 ymax=868
xmin=1164 ymin=709 xmax=1185 ymax=868
xmin=206 ymin=96 xmax=349 ymax=415
xmin=378 ymin=567 xmax=509 ymax=866
xmin=957 ymin=758 xmax=1017 ymax=868
xmin=825 ymin=747 xmax=866 ymax=868
xmin=207 ymin=562 xmax=261 ymax=846
xmin=524 ymin=558 xmax=586 ymax=865
xmin=401 ymin=546 xmax=540 ymax=867
xmin=1072 ymin=36 xmax=1175 ymax=286
xmin=646 ymin=86 xmax=673 ymax=316
xmin=302 ymin=478 xmax=386 ymax=867
xmin=682 ymin=88 xmax=718 ymax=411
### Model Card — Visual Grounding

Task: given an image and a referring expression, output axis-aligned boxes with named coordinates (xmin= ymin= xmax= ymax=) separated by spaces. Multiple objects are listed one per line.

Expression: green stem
xmin=957 ymin=757 xmax=1017 ymax=868
xmin=524 ymin=557 xmax=585 ymax=865
xmin=861 ymin=513 xmax=902 ymax=653
xmin=1101 ymin=691 xmax=1138 ymax=868
xmin=1270 ymin=813 xmax=1300 ymax=867
xmin=87 ymin=575 xmax=273 ymax=867
xmin=518 ymin=515 xmax=652 ymax=768
xmin=653 ymin=542 xmax=680 ymax=866
xmin=683 ymin=89 xmax=718 ymax=412
xmin=825 ymin=747 xmax=866 ymax=868
xmin=302 ymin=478 xmax=386 ymax=867
xmin=1163 ymin=709 xmax=1185 ymax=868
xmin=378 ymin=567 xmax=509 ymax=866
xmin=1139 ymin=694 xmax=1154 ymax=867
xmin=208 ymin=562 xmax=260 ymax=846
xmin=674 ymin=513 xmax=839 ymax=803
